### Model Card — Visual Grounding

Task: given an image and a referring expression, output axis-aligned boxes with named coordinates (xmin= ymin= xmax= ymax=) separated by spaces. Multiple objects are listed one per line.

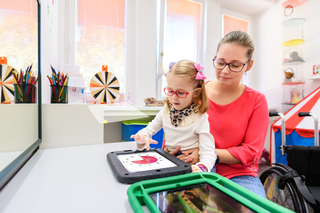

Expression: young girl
xmin=130 ymin=60 xmax=217 ymax=172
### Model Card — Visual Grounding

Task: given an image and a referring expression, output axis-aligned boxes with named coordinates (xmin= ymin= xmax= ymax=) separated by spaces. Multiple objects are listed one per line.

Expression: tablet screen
xmin=149 ymin=183 xmax=256 ymax=213
xmin=116 ymin=151 xmax=177 ymax=173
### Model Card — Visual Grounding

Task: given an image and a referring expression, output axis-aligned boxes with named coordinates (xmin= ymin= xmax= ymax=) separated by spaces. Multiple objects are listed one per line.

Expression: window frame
xmin=157 ymin=0 xmax=206 ymax=100
xmin=63 ymin=0 xmax=207 ymax=106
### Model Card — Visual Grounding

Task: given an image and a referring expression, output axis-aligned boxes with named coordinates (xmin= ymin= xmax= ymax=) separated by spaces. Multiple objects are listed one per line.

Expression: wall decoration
xmin=90 ymin=66 xmax=120 ymax=103
xmin=282 ymin=0 xmax=306 ymax=8
xmin=284 ymin=68 xmax=294 ymax=80
xmin=282 ymin=18 xmax=305 ymax=27
xmin=283 ymin=51 xmax=304 ymax=64
xmin=281 ymin=0 xmax=306 ymax=113
xmin=313 ymin=65 xmax=320 ymax=77
xmin=0 ymin=64 xmax=16 ymax=104
xmin=281 ymin=39 xmax=304 ymax=47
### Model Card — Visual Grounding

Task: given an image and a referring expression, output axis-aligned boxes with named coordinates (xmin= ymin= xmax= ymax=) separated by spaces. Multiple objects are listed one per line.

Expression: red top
xmin=207 ymin=86 xmax=269 ymax=179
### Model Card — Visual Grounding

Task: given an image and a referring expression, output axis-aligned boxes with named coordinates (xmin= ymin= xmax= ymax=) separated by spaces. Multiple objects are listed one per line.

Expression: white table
xmin=0 ymin=142 xmax=149 ymax=213
xmin=0 ymin=151 xmax=24 ymax=173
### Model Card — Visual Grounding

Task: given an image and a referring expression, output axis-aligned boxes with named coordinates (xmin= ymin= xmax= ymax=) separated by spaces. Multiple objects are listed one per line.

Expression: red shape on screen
xmin=131 ymin=156 xmax=158 ymax=164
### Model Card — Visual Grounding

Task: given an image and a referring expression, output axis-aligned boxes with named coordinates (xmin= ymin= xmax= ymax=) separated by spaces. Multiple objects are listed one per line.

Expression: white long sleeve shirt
xmin=137 ymin=106 xmax=217 ymax=171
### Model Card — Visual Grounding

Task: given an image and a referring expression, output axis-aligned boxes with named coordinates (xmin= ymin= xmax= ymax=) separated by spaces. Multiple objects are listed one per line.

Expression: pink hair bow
xmin=194 ymin=63 xmax=204 ymax=71
xmin=194 ymin=63 xmax=206 ymax=80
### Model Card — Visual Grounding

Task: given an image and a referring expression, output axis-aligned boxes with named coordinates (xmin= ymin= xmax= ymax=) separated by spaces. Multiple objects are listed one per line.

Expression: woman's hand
xmin=130 ymin=134 xmax=158 ymax=150
xmin=163 ymin=145 xmax=180 ymax=155
xmin=177 ymin=148 xmax=200 ymax=165
xmin=163 ymin=146 xmax=200 ymax=165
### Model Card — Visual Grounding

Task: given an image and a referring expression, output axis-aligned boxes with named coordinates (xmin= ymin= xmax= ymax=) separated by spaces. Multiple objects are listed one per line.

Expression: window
xmin=0 ymin=0 xmax=37 ymax=70
xmin=158 ymin=0 xmax=203 ymax=96
xmin=223 ymin=14 xmax=248 ymax=36
xmin=76 ymin=0 xmax=126 ymax=93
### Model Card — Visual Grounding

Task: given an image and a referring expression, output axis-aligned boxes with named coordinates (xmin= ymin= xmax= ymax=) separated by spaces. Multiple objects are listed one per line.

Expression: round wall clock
xmin=0 ymin=64 xmax=16 ymax=104
xmin=90 ymin=69 xmax=120 ymax=103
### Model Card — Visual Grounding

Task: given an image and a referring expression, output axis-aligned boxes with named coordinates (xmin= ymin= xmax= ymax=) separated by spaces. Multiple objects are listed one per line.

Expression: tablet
xmin=127 ymin=173 xmax=294 ymax=213
xmin=107 ymin=148 xmax=191 ymax=184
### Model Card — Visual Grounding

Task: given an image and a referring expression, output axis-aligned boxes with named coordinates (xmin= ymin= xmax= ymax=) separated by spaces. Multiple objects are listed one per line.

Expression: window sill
xmin=103 ymin=102 xmax=163 ymax=123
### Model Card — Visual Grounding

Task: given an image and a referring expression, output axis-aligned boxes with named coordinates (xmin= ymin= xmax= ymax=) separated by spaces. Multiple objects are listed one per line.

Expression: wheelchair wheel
xmin=260 ymin=167 xmax=300 ymax=212
xmin=293 ymin=185 xmax=315 ymax=213
xmin=273 ymin=164 xmax=316 ymax=213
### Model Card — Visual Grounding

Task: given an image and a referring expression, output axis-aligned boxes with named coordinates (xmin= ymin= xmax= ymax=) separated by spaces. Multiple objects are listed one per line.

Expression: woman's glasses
xmin=213 ymin=58 xmax=249 ymax=72
xmin=163 ymin=87 xmax=198 ymax=98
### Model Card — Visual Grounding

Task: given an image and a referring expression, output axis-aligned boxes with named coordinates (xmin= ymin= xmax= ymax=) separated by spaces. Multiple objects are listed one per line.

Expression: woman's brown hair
xmin=216 ymin=31 xmax=255 ymax=61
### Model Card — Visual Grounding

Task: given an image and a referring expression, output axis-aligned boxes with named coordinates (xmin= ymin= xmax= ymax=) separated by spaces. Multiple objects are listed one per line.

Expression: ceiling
xmin=216 ymin=0 xmax=281 ymax=15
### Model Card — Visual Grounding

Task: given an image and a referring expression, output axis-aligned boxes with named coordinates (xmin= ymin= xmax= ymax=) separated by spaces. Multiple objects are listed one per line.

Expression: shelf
xmin=282 ymin=82 xmax=305 ymax=85
xmin=282 ymin=103 xmax=296 ymax=105
xmin=282 ymin=39 xmax=305 ymax=47
xmin=282 ymin=61 xmax=305 ymax=66
xmin=307 ymin=76 xmax=320 ymax=80
xmin=282 ymin=18 xmax=305 ymax=27
xmin=104 ymin=105 xmax=163 ymax=123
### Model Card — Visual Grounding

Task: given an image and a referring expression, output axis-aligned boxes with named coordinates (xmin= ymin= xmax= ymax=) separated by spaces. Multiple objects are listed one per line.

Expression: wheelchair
xmin=260 ymin=112 xmax=320 ymax=213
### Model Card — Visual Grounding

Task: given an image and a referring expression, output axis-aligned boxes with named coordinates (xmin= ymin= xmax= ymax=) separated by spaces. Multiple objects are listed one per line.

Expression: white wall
xmin=203 ymin=0 xmax=222 ymax=81
xmin=301 ymin=0 xmax=320 ymax=95
xmin=252 ymin=0 xmax=320 ymax=112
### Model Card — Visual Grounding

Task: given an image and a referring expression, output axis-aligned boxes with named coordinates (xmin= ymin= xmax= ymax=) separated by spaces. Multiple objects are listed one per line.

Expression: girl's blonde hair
xmin=165 ymin=60 xmax=209 ymax=114
xmin=216 ymin=31 xmax=255 ymax=61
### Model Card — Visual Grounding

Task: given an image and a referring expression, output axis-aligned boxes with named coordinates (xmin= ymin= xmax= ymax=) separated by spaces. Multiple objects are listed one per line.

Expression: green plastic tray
xmin=127 ymin=172 xmax=294 ymax=213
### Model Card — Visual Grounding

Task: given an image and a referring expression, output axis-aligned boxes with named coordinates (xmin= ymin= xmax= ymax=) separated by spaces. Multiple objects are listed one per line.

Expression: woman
xmin=165 ymin=31 xmax=269 ymax=198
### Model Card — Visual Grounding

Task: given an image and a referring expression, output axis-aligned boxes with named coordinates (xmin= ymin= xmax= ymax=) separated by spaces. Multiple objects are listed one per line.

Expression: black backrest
xmin=285 ymin=146 xmax=320 ymax=186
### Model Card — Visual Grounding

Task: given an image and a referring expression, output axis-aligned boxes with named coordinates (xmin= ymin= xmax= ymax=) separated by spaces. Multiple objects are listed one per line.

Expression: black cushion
xmin=286 ymin=146 xmax=320 ymax=186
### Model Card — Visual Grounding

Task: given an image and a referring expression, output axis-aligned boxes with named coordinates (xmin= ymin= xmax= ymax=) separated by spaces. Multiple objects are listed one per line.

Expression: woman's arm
xmin=226 ymin=94 xmax=269 ymax=166
xmin=216 ymin=149 xmax=240 ymax=164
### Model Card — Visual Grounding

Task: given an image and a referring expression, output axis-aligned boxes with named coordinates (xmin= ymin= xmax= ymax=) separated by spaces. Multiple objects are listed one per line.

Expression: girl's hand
xmin=177 ymin=148 xmax=200 ymax=165
xmin=191 ymin=165 xmax=203 ymax=173
xmin=130 ymin=134 xmax=158 ymax=150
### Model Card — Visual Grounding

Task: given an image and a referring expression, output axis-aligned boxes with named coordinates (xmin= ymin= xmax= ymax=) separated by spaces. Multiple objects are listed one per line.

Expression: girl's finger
xmin=149 ymin=139 xmax=158 ymax=144
xmin=144 ymin=136 xmax=151 ymax=150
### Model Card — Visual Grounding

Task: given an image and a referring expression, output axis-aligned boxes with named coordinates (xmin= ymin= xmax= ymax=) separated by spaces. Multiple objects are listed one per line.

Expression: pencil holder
xmin=14 ymin=83 xmax=37 ymax=103
xmin=50 ymin=85 xmax=68 ymax=103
